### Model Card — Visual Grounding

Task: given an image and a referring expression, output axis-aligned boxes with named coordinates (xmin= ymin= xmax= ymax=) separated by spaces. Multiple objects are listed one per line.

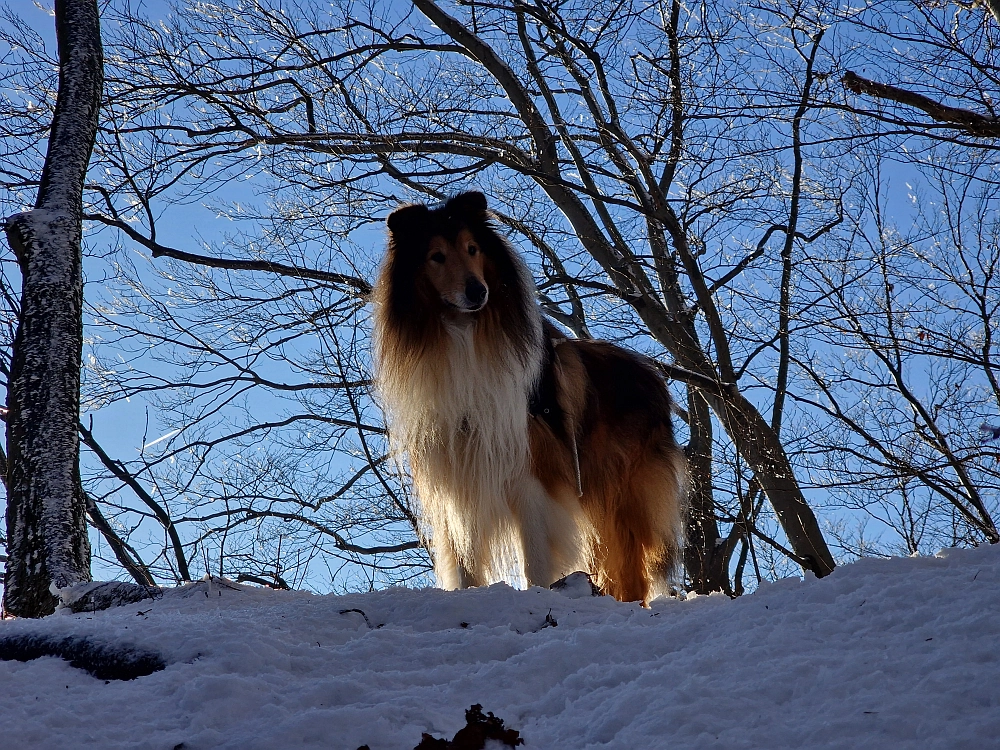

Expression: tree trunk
xmin=3 ymin=0 xmax=102 ymax=617
xmin=706 ymin=387 xmax=836 ymax=576
xmin=683 ymin=388 xmax=732 ymax=594
xmin=629 ymin=278 xmax=837 ymax=579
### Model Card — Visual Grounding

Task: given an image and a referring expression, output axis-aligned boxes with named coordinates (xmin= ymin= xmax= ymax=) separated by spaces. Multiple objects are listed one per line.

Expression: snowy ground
xmin=0 ymin=546 xmax=998 ymax=750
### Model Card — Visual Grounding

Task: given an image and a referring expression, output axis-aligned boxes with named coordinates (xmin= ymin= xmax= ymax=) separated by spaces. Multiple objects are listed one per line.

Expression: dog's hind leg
xmin=604 ymin=528 xmax=653 ymax=604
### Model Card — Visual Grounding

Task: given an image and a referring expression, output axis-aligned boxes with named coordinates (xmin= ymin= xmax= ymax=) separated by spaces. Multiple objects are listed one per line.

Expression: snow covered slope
xmin=1 ymin=546 xmax=998 ymax=749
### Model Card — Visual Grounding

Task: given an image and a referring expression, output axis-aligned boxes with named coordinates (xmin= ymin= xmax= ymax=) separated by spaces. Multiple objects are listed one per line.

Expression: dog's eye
xmin=468 ymin=244 xmax=479 ymax=256
xmin=430 ymin=252 xmax=446 ymax=264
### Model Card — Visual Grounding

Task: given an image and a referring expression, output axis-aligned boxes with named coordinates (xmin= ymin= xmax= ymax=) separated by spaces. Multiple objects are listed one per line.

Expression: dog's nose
xmin=465 ymin=278 xmax=488 ymax=308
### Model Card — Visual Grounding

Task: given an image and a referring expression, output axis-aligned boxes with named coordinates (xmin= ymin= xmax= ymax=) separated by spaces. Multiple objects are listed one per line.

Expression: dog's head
xmin=386 ymin=191 xmax=492 ymax=314
xmin=377 ymin=191 xmax=541 ymax=362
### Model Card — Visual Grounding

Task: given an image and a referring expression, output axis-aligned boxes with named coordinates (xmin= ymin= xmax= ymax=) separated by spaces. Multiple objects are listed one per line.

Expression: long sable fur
xmin=372 ymin=192 xmax=686 ymax=603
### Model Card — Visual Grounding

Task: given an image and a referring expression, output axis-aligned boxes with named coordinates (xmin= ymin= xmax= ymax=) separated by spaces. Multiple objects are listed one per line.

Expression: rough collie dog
xmin=372 ymin=191 xmax=686 ymax=603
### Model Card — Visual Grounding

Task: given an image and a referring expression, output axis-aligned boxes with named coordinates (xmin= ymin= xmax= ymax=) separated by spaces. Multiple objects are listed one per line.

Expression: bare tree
xmin=2 ymin=0 xmax=102 ymax=616
xmin=782 ymin=1 xmax=1000 ymax=556
xmin=12 ymin=0 xmax=949 ymax=596
xmin=791 ymin=148 xmax=1000 ymax=556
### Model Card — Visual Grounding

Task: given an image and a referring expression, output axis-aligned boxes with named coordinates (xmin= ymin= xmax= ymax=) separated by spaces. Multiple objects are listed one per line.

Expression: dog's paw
xmin=549 ymin=571 xmax=601 ymax=599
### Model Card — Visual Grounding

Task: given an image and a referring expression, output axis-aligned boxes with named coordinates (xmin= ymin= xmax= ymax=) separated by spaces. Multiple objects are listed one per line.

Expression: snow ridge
xmin=1 ymin=547 xmax=998 ymax=748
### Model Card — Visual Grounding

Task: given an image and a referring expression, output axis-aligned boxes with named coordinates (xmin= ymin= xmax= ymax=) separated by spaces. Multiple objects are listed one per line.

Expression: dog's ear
xmin=387 ymin=203 xmax=429 ymax=236
xmin=446 ymin=191 xmax=488 ymax=219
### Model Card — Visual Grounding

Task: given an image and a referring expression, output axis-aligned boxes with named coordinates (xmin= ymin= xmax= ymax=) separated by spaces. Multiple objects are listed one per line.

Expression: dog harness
xmin=529 ymin=335 xmax=583 ymax=497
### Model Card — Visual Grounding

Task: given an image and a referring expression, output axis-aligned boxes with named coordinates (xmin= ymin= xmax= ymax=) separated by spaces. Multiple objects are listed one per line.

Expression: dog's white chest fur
xmin=385 ymin=323 xmax=542 ymax=579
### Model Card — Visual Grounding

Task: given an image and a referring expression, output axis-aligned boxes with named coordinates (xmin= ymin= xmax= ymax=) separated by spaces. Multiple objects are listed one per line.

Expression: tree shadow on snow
xmin=0 ymin=633 xmax=165 ymax=681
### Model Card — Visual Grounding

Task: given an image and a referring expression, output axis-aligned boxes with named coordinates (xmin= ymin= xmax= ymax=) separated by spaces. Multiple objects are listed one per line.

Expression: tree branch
xmin=78 ymin=421 xmax=192 ymax=581
xmin=85 ymin=213 xmax=372 ymax=296
xmin=843 ymin=70 xmax=1000 ymax=138
xmin=85 ymin=488 xmax=157 ymax=587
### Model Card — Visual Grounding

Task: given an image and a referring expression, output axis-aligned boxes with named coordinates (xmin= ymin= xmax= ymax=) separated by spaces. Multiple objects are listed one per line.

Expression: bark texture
xmin=683 ymin=388 xmax=730 ymax=594
xmin=3 ymin=0 xmax=102 ymax=617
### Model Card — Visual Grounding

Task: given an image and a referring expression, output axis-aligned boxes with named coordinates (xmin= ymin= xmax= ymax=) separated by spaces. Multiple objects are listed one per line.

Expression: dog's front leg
xmin=457 ymin=564 xmax=480 ymax=589
xmin=432 ymin=536 xmax=465 ymax=590
xmin=514 ymin=478 xmax=561 ymax=588
xmin=432 ymin=534 xmax=484 ymax=590
xmin=516 ymin=477 xmax=591 ymax=588
xmin=519 ymin=526 xmax=556 ymax=589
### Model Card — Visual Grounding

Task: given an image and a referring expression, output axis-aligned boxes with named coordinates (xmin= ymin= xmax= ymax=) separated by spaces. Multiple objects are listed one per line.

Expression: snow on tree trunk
xmin=3 ymin=0 xmax=102 ymax=617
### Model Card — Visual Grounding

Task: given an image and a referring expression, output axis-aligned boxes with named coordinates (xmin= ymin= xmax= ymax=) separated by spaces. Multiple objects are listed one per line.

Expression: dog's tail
xmin=590 ymin=429 xmax=687 ymax=605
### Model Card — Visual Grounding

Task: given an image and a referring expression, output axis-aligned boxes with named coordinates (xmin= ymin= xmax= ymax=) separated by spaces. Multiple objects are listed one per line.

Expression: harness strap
xmin=568 ymin=415 xmax=583 ymax=498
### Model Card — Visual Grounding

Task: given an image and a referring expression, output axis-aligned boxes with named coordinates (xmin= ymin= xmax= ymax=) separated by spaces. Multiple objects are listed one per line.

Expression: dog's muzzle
xmin=464 ymin=278 xmax=488 ymax=311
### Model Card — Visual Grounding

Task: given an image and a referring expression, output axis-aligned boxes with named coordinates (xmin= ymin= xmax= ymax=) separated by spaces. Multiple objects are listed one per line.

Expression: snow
xmin=1 ymin=546 xmax=999 ymax=749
